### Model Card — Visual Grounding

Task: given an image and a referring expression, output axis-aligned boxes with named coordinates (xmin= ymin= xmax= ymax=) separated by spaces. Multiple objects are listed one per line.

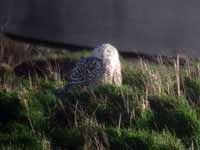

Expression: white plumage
xmin=58 ymin=44 xmax=122 ymax=95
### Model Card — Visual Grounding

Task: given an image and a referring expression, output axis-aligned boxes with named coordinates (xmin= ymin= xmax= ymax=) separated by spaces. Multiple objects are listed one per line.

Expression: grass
xmin=52 ymin=85 xmax=144 ymax=129
xmin=51 ymin=127 xmax=185 ymax=150
xmin=1 ymin=39 xmax=200 ymax=149
xmin=137 ymin=95 xmax=200 ymax=147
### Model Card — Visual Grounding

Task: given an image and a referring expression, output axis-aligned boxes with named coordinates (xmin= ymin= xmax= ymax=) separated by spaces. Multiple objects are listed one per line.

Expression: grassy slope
xmin=1 ymin=50 xmax=200 ymax=149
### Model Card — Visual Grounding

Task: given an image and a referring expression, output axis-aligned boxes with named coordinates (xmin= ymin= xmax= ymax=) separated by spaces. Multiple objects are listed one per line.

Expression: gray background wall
xmin=0 ymin=0 xmax=11 ymax=31
xmin=1 ymin=0 xmax=200 ymax=56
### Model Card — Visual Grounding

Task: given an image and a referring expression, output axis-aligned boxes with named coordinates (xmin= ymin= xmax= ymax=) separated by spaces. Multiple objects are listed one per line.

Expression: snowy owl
xmin=57 ymin=44 xmax=122 ymax=96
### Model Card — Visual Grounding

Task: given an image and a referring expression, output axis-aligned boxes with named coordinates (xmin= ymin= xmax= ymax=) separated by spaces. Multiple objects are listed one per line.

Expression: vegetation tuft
xmin=137 ymin=95 xmax=200 ymax=147
xmin=184 ymin=77 xmax=200 ymax=106
xmin=51 ymin=85 xmax=144 ymax=128
xmin=51 ymin=127 xmax=185 ymax=150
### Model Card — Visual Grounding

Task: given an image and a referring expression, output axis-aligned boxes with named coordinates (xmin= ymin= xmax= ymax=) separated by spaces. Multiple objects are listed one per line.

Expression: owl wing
xmin=67 ymin=57 xmax=106 ymax=88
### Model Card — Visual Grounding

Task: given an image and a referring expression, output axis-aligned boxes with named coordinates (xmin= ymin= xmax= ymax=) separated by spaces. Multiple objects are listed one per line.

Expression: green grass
xmin=51 ymin=127 xmax=185 ymax=150
xmin=137 ymin=95 xmax=200 ymax=147
xmin=184 ymin=77 xmax=200 ymax=105
xmin=52 ymin=85 xmax=144 ymax=128
xmin=1 ymin=50 xmax=200 ymax=149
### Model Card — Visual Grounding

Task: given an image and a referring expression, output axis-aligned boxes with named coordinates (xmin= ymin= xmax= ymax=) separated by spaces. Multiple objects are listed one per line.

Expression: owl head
xmin=92 ymin=44 xmax=120 ymax=61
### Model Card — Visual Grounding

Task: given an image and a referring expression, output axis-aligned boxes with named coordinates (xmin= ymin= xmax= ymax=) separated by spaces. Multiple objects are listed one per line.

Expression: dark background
xmin=1 ymin=0 xmax=200 ymax=56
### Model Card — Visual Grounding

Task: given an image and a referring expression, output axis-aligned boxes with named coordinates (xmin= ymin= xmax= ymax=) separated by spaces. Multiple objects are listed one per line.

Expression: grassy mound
xmin=137 ymin=95 xmax=200 ymax=147
xmin=0 ymin=90 xmax=44 ymax=149
xmin=0 ymin=80 xmax=59 ymax=149
xmin=0 ymin=83 xmax=190 ymax=149
xmin=2 ymin=53 xmax=200 ymax=149
xmin=4 ymin=39 xmax=200 ymax=149
xmin=51 ymin=127 xmax=185 ymax=150
xmin=52 ymin=85 xmax=144 ymax=128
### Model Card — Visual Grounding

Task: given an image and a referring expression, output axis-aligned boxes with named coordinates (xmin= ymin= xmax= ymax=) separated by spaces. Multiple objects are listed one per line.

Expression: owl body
xmin=59 ymin=44 xmax=122 ymax=94
xmin=68 ymin=57 xmax=111 ymax=86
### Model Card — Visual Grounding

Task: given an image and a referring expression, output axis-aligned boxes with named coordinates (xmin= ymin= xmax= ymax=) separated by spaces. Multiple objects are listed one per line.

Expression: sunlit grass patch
xmin=137 ymin=95 xmax=200 ymax=147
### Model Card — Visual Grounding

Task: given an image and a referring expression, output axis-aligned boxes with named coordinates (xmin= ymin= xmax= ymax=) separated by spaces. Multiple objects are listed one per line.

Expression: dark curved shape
xmin=1 ymin=0 xmax=200 ymax=56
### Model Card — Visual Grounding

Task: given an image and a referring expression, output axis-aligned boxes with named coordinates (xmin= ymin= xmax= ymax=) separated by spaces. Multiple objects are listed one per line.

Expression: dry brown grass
xmin=0 ymin=36 xmax=32 ymax=67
